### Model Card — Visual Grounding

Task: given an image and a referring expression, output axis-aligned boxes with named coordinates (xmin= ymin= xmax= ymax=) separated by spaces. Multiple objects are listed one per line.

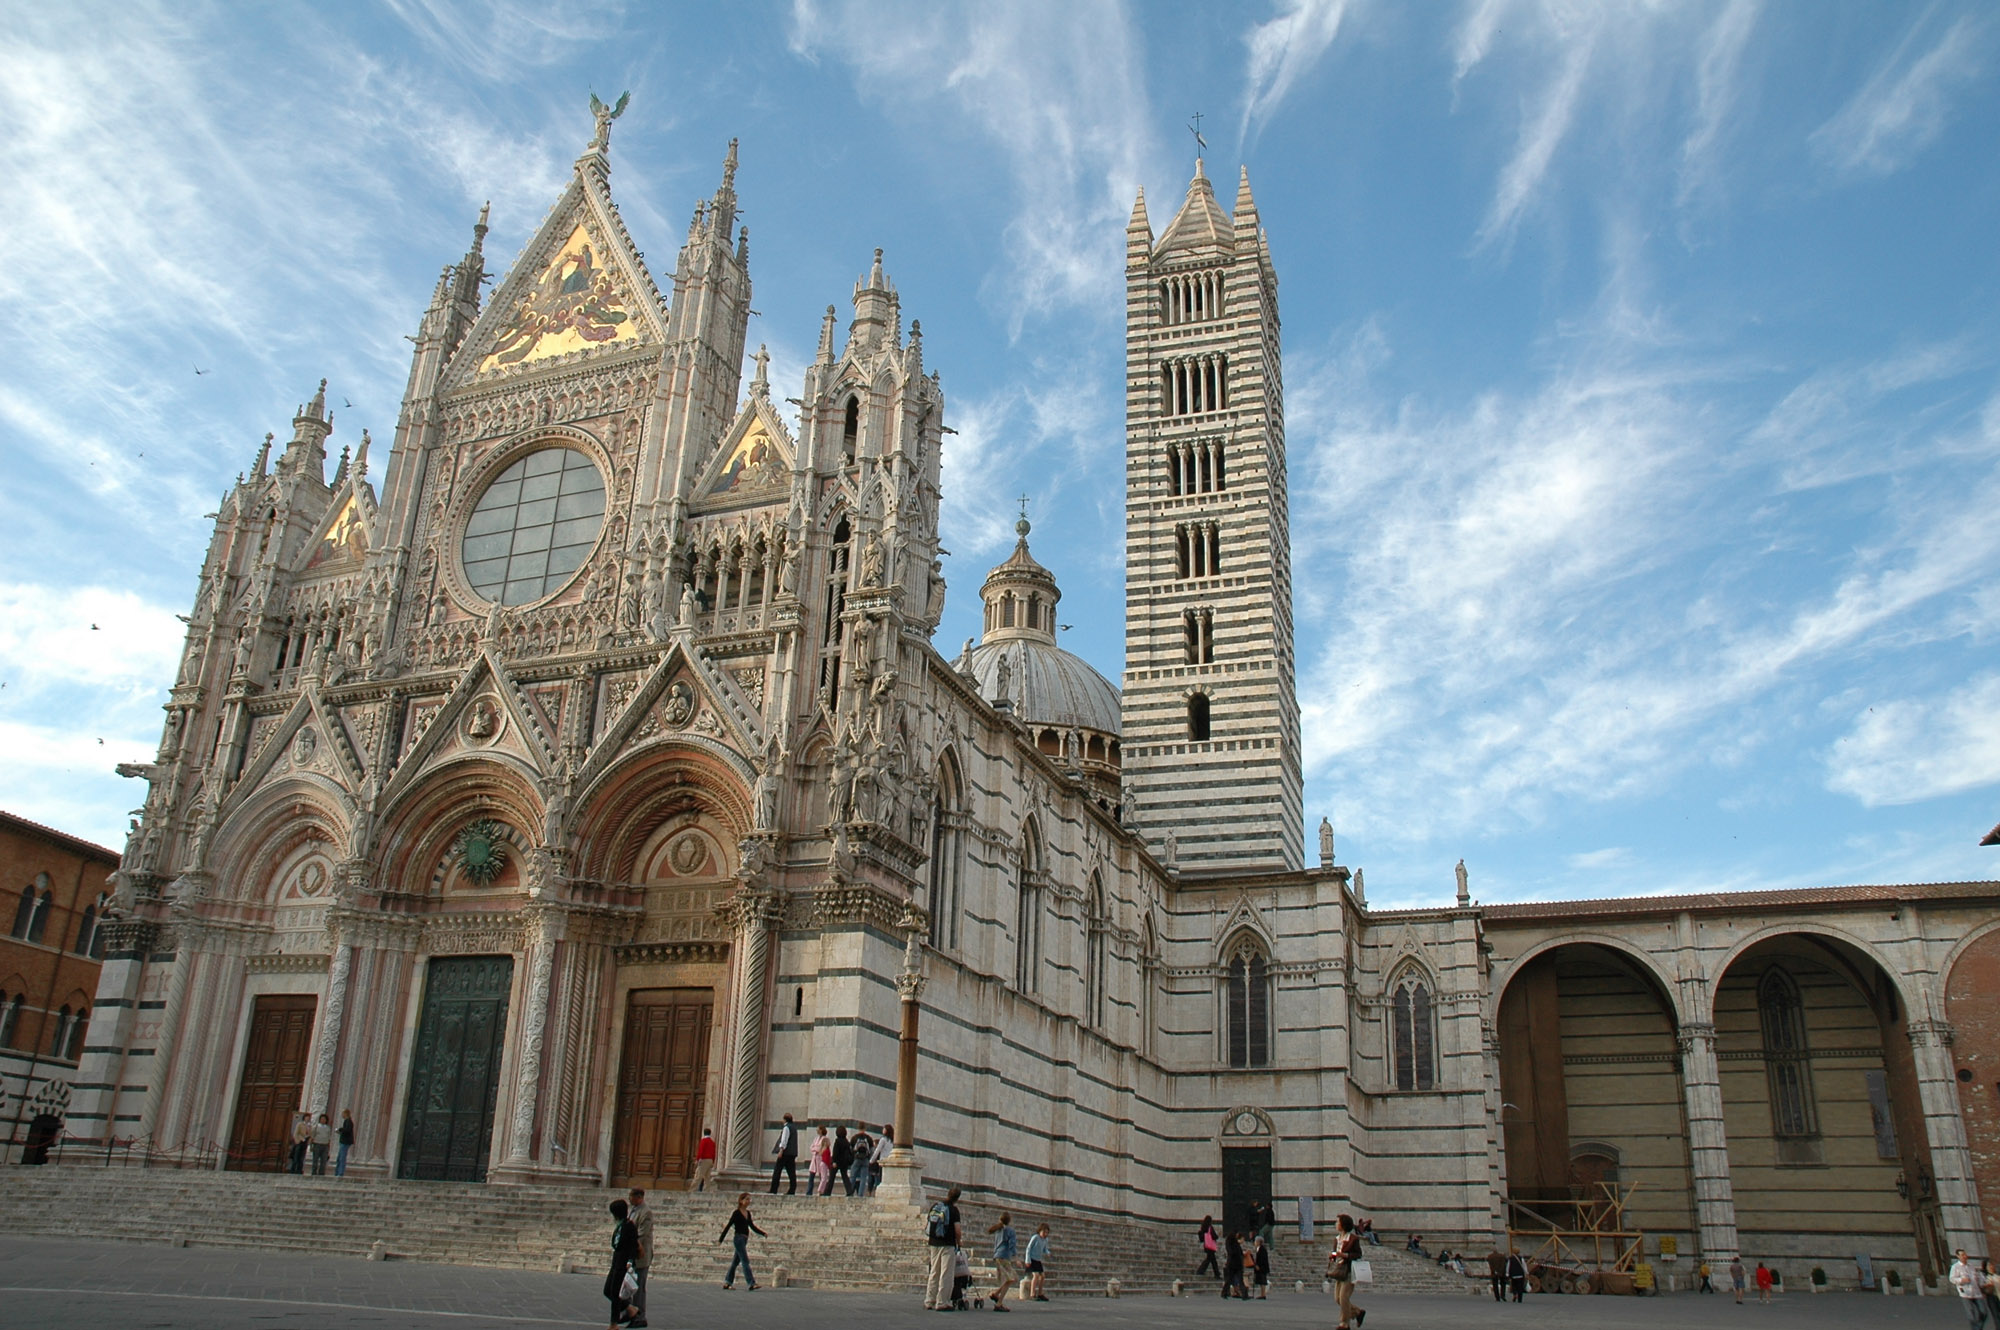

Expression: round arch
xmin=1936 ymin=916 xmax=2000 ymax=1017
xmin=1705 ymin=921 xmax=1918 ymax=1022
xmin=1487 ymin=931 xmax=1688 ymax=1028
xmin=570 ymin=741 xmax=754 ymax=885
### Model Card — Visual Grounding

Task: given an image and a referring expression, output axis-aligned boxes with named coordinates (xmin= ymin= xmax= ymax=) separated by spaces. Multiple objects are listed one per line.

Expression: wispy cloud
xmin=1827 ymin=674 xmax=2000 ymax=806
xmin=1811 ymin=10 xmax=1989 ymax=177
xmin=1239 ymin=0 xmax=1353 ymax=144
xmin=1677 ymin=0 xmax=1761 ymax=211
xmin=789 ymin=0 xmax=1156 ymax=326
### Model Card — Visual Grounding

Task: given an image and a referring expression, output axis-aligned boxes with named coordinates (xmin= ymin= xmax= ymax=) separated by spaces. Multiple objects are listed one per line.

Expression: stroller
xmin=952 ymin=1247 xmax=978 ymax=1310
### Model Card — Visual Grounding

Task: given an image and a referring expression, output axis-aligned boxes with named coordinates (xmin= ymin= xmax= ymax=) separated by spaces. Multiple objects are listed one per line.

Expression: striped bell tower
xmin=1121 ymin=160 xmax=1302 ymax=873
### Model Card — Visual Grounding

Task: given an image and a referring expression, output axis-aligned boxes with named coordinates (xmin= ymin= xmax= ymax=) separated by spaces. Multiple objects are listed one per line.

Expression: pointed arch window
xmin=1187 ymin=692 xmax=1211 ymax=741
xmin=0 ymin=993 xmax=21 ymax=1048
xmin=1391 ymin=971 xmax=1438 ymax=1091
xmin=1014 ymin=829 xmax=1045 ymax=995
xmin=74 ymin=892 xmax=107 ymax=958
xmin=1084 ymin=877 xmax=1109 ymax=1031
xmin=819 ymin=517 xmax=851 ymax=696
xmin=1759 ymin=968 xmax=1819 ymax=1138
xmin=22 ymin=878 xmax=51 ymax=944
xmin=842 ymin=396 xmax=860 ymax=465
xmin=1225 ymin=941 xmax=1271 ymax=1068
xmin=926 ymin=757 xmax=965 ymax=952
xmin=9 ymin=885 xmax=33 ymax=938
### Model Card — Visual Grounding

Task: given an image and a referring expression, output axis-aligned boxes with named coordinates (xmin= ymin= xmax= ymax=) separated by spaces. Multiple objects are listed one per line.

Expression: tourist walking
xmin=1196 ymin=1216 xmax=1221 ymax=1279
xmin=1025 ymin=1224 xmax=1051 ymax=1301
xmin=1729 ymin=1256 xmax=1746 ymax=1304
xmin=309 ymin=1113 xmax=332 ymax=1175
xmin=335 ymin=1110 xmax=355 ymax=1177
xmin=1252 ymin=1235 xmax=1270 ymax=1298
xmin=718 ymin=1193 xmax=766 ymax=1290
xmin=288 ymin=1113 xmax=310 ymax=1173
xmin=924 ymin=1186 xmax=963 ymax=1310
xmin=625 ymin=1187 xmax=653 ymax=1328
xmin=1222 ymin=1231 xmax=1248 ymax=1299
xmin=808 ymin=1125 xmax=832 ymax=1196
xmin=1698 ymin=1259 xmax=1713 ymax=1293
xmin=988 ymin=1212 xmax=1019 ymax=1311
xmin=851 ymin=1127 xmax=874 ymax=1197
xmin=1505 ymin=1251 xmax=1528 ymax=1302
xmin=1953 ymin=1250 xmax=1990 ymax=1329
xmin=603 ymin=1198 xmax=640 ymax=1330
xmin=1328 ymin=1213 xmax=1365 ymax=1328
xmin=769 ymin=1112 xmax=798 ymax=1194
xmin=1981 ymin=1258 xmax=2000 ymax=1324
xmin=833 ymin=1125 xmax=856 ymax=1196
xmin=1754 ymin=1262 xmax=1772 ymax=1303
xmin=1255 ymin=1200 xmax=1276 ymax=1250
xmin=692 ymin=1126 xmax=717 ymax=1192
xmin=1486 ymin=1249 xmax=1506 ymax=1301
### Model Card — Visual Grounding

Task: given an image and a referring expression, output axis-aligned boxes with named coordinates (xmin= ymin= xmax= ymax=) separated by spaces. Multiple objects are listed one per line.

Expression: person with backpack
xmin=1196 ymin=1215 xmax=1221 ymax=1279
xmin=833 ymin=1125 xmax=856 ymax=1196
xmin=717 ymin=1193 xmax=767 ymax=1291
xmin=850 ymin=1128 xmax=874 ymax=1197
xmin=1506 ymin=1250 xmax=1529 ymax=1302
xmin=924 ymin=1187 xmax=964 ymax=1310
xmin=1025 ymin=1224 xmax=1051 ymax=1301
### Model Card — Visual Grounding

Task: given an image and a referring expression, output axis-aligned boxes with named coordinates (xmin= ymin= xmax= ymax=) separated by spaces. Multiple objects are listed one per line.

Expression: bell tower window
xmin=842 ymin=397 xmax=859 ymax=465
xmin=1187 ymin=692 xmax=1211 ymax=741
xmin=819 ymin=517 xmax=851 ymax=696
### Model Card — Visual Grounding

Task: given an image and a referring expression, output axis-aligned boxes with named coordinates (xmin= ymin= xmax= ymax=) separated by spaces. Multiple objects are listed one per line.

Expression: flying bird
xmin=90 ymin=623 xmax=100 ymax=630
xmin=343 ymin=398 xmax=353 ymax=409
xmin=194 ymin=365 xmax=208 ymax=375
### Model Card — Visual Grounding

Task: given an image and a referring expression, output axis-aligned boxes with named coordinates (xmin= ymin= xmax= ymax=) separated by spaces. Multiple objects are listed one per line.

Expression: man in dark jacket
xmin=832 ymin=1125 xmax=856 ymax=1195
xmin=1486 ymin=1250 xmax=1507 ymax=1301
xmin=769 ymin=1113 xmax=798 ymax=1194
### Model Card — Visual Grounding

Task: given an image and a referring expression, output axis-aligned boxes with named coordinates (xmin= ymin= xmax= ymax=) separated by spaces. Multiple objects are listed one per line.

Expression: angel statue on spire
xmin=588 ymin=90 xmax=630 ymax=152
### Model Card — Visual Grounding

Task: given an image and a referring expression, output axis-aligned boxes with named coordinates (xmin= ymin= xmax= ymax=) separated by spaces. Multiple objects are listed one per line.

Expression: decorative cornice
xmin=246 ymin=952 xmax=331 ymax=975
xmin=614 ymin=939 xmax=729 ymax=966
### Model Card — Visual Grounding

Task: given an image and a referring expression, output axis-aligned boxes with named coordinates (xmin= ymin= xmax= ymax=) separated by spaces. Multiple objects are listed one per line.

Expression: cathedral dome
xmin=954 ymin=516 xmax=1123 ymax=787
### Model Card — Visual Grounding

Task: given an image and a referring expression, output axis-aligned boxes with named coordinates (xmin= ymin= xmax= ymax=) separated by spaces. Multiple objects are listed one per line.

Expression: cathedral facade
xmin=74 ymin=107 xmax=1997 ymax=1277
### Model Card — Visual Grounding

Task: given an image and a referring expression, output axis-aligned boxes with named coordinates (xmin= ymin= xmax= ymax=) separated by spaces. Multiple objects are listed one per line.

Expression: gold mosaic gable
xmin=479 ymin=221 xmax=643 ymax=373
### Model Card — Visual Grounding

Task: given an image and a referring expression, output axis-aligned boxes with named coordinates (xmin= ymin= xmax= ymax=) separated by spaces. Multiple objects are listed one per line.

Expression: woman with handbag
xmin=603 ymin=1198 xmax=640 ymax=1329
xmin=1196 ymin=1216 xmax=1221 ymax=1280
xmin=1327 ymin=1213 xmax=1365 ymax=1329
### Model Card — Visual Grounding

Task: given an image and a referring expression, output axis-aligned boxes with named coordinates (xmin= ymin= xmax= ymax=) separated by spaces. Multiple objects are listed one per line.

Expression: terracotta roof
xmin=1982 ymin=821 xmax=1999 ymax=847
xmin=0 ymin=809 xmax=121 ymax=865
xmin=1482 ymin=879 xmax=2000 ymax=922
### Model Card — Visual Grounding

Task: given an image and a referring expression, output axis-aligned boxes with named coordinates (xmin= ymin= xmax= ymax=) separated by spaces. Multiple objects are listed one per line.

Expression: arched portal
xmin=1494 ymin=942 xmax=1691 ymax=1248
xmin=1714 ymin=933 xmax=1943 ymax=1282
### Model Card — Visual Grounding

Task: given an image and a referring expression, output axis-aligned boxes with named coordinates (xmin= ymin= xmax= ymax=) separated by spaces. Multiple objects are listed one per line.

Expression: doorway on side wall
xmin=610 ymin=987 xmax=714 ymax=1190
xmin=225 ymin=993 xmax=317 ymax=1171
xmin=1221 ymin=1144 xmax=1273 ymax=1240
xmin=397 ymin=954 xmax=514 ymax=1182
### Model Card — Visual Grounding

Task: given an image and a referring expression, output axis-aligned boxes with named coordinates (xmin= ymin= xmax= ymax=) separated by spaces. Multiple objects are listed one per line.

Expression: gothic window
xmin=48 ymin=1005 xmax=71 ymax=1058
xmin=819 ymin=517 xmax=851 ymax=695
xmin=23 ymin=879 xmax=50 ymax=945
xmin=842 ymin=396 xmax=859 ymax=465
xmin=0 ymin=993 xmax=20 ymax=1048
xmin=1391 ymin=972 xmax=1438 ymax=1091
xmin=9 ymin=886 xmax=32 ymax=938
xmin=1182 ymin=608 xmax=1215 ymax=665
xmin=461 ymin=446 xmax=606 ymax=606
xmin=1140 ymin=915 xmax=1158 ymax=1057
xmin=927 ymin=756 xmax=965 ymax=952
xmin=1085 ymin=877 xmax=1108 ymax=1031
xmin=1014 ymin=827 xmax=1044 ymax=995
xmin=1188 ymin=692 xmax=1211 ymax=741
xmin=74 ymin=896 xmax=99 ymax=957
xmin=1225 ymin=941 xmax=1271 ymax=1068
xmin=1759 ymin=968 xmax=1819 ymax=1138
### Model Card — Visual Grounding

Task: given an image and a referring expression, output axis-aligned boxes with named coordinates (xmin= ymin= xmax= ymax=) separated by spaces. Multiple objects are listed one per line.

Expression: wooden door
xmin=1221 ymin=1145 xmax=1273 ymax=1238
xmin=611 ymin=988 xmax=713 ymax=1189
xmin=225 ymin=994 xmax=317 ymax=1171
xmin=397 ymin=955 xmax=514 ymax=1182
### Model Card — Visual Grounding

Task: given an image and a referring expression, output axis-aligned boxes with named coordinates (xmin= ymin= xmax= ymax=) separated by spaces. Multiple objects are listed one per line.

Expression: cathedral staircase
xmin=0 ymin=1166 xmax=1482 ymax=1297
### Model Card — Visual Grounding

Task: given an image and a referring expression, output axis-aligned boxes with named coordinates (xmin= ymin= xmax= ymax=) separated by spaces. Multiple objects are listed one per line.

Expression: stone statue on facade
xmin=1455 ymin=858 xmax=1469 ymax=904
xmin=1319 ymin=817 xmax=1334 ymax=867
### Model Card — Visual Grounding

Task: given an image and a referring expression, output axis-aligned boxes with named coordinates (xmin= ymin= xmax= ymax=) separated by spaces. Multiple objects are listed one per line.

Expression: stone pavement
xmin=0 ymin=1236 xmax=1972 ymax=1330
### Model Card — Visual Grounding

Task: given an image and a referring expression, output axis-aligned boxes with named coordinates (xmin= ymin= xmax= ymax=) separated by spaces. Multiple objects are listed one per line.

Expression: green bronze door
xmin=398 ymin=955 xmax=514 ymax=1181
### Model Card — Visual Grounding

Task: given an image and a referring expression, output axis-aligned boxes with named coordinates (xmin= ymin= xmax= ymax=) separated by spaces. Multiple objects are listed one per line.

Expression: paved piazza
xmin=0 ymin=1237 xmax=1973 ymax=1330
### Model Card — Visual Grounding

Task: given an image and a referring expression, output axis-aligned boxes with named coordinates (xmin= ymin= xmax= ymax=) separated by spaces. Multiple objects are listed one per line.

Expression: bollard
xmin=1296 ymin=1280 xmax=1306 ymax=1293
xmin=1170 ymin=1279 xmax=1184 ymax=1297
xmin=367 ymin=1240 xmax=387 ymax=1262
xmin=1106 ymin=1278 xmax=1121 ymax=1298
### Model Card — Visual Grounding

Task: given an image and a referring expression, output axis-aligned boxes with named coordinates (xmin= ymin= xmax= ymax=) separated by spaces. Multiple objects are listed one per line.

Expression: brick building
xmin=0 ymin=810 xmax=117 ymax=1163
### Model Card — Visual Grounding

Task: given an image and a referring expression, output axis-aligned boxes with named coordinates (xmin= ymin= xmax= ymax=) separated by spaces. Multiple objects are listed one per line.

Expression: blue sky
xmin=2 ymin=1 xmax=1997 ymax=907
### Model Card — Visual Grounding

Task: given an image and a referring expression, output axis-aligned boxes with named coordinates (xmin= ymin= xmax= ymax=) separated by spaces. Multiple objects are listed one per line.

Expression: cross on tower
xmin=1188 ymin=111 xmax=1207 ymax=161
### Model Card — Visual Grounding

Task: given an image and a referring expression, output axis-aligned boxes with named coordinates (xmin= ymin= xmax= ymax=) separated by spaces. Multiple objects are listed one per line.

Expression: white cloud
xmin=1810 ymin=12 xmax=1989 ymax=177
xmin=1565 ymin=847 xmax=1632 ymax=870
xmin=789 ymin=0 xmax=1156 ymax=326
xmin=1827 ymin=674 xmax=2000 ymax=806
xmin=1475 ymin=13 xmax=1596 ymax=248
xmin=1677 ymin=0 xmax=1761 ymax=210
xmin=1240 ymin=0 xmax=1353 ymax=143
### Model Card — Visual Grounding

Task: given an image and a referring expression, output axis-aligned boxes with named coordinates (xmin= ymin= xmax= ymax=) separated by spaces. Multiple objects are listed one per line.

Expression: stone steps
xmin=0 ymin=1168 xmax=1486 ymax=1298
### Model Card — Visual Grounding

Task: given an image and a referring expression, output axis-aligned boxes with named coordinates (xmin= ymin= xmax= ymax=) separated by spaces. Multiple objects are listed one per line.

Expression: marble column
xmin=877 ymin=924 xmax=928 ymax=1206
xmin=1677 ymin=1021 xmax=1740 ymax=1260
xmin=499 ymin=910 xmax=558 ymax=1172
xmin=307 ymin=934 xmax=353 ymax=1114
xmin=1907 ymin=1019 xmax=1989 ymax=1258
xmin=723 ymin=889 xmax=777 ymax=1173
